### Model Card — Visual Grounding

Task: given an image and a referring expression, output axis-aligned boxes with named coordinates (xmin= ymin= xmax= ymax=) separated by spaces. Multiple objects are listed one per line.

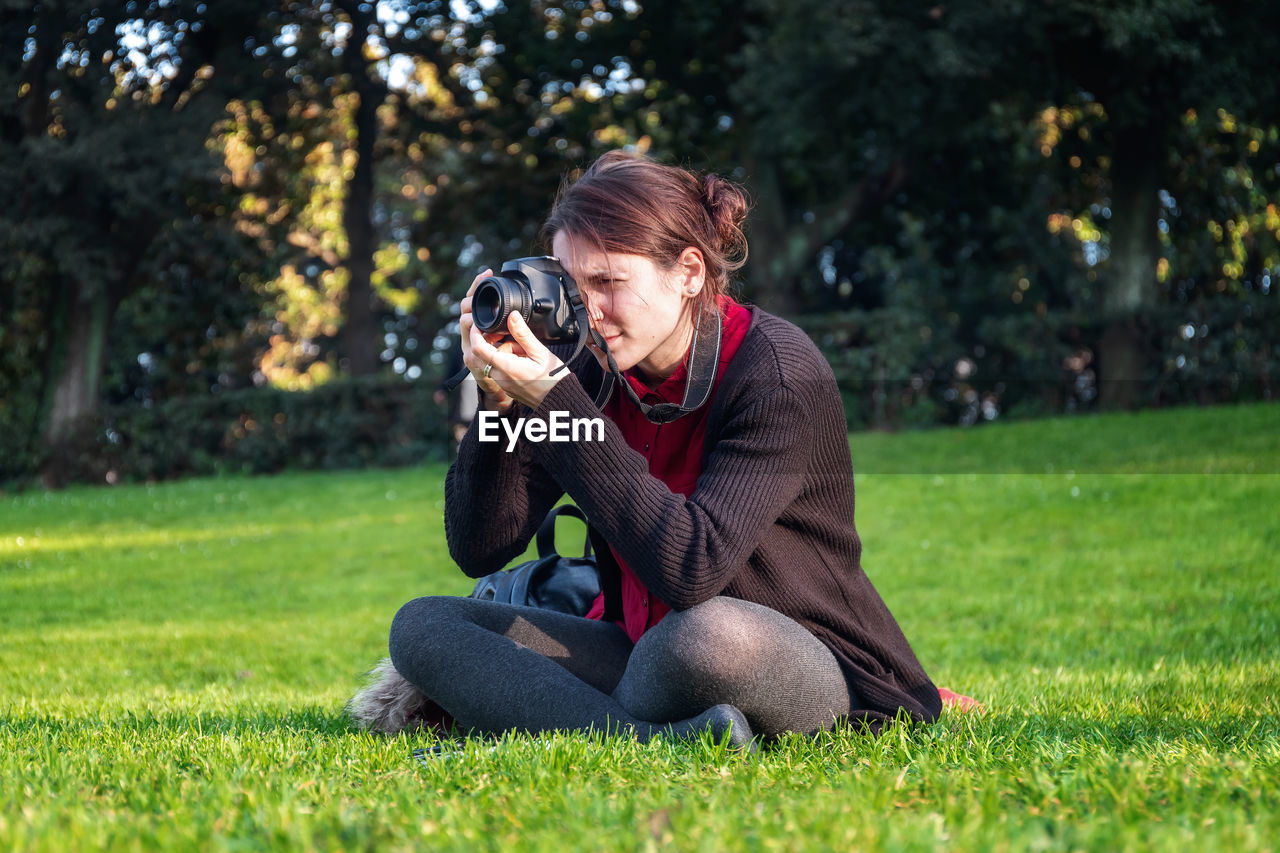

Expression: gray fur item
xmin=345 ymin=657 xmax=435 ymax=734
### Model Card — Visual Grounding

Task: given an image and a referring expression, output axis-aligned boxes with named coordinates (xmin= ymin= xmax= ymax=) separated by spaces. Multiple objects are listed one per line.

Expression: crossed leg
xmin=615 ymin=596 xmax=852 ymax=737
xmin=387 ymin=594 xmax=852 ymax=743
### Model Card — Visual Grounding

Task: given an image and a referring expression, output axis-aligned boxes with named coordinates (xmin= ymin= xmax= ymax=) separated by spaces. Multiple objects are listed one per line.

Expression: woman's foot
xmin=649 ymin=703 xmax=755 ymax=748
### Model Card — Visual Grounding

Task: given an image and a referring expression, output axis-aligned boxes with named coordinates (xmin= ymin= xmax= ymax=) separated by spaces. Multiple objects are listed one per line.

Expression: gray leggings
xmin=388 ymin=595 xmax=853 ymax=743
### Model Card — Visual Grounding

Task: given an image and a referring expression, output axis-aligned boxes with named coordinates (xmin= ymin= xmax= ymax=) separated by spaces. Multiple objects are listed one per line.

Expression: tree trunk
xmin=1098 ymin=120 xmax=1165 ymax=410
xmin=743 ymin=153 xmax=905 ymax=318
xmin=42 ymin=282 xmax=111 ymax=449
xmin=338 ymin=0 xmax=381 ymax=376
xmin=743 ymin=156 xmax=799 ymax=316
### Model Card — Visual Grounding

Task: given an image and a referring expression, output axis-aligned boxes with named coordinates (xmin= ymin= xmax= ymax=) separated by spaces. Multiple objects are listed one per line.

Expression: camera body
xmin=472 ymin=257 xmax=580 ymax=342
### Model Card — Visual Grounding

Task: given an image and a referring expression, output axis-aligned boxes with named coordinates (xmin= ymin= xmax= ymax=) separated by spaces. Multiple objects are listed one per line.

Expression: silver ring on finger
xmin=482 ymin=363 xmax=493 ymax=380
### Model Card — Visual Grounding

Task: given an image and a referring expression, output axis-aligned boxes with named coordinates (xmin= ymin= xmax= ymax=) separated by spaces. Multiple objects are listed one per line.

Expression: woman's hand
xmin=459 ymin=270 xmax=566 ymax=412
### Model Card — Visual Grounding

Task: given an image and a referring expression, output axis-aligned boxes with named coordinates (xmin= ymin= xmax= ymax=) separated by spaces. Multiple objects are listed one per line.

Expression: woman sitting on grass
xmin=371 ymin=151 xmax=944 ymax=745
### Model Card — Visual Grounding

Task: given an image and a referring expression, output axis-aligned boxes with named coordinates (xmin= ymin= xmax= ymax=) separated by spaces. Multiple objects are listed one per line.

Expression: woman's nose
xmin=582 ymin=290 xmax=608 ymax=323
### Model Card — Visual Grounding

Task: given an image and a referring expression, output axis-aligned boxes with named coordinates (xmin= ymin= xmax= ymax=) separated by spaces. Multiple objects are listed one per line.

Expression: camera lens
xmin=473 ymin=277 xmax=524 ymax=332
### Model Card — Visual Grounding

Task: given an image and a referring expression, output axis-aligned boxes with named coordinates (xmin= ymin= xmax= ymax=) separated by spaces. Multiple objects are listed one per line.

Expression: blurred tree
xmin=5 ymin=0 xmax=1277 ymax=488
xmin=213 ymin=4 xmax=375 ymax=389
xmin=369 ymin=0 xmax=662 ymax=370
xmin=724 ymin=0 xmax=1279 ymax=412
xmin=1031 ymin=0 xmax=1280 ymax=407
xmin=730 ymin=1 xmax=1015 ymax=313
xmin=397 ymin=1 xmax=655 ymax=259
xmin=335 ymin=0 xmax=382 ymax=376
xmin=0 ymin=0 xmax=276 ymax=479
xmin=100 ymin=191 xmax=268 ymax=409
xmin=215 ymin=1 xmax=655 ymax=387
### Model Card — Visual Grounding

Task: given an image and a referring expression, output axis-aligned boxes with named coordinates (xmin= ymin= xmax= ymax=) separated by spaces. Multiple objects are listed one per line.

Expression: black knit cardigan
xmin=444 ymin=307 xmax=942 ymax=730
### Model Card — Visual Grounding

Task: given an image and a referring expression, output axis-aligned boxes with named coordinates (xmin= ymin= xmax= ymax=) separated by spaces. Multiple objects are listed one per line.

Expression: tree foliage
xmin=0 ymin=0 xmax=280 ymax=481
xmin=2 ymin=0 xmax=1276 ymax=486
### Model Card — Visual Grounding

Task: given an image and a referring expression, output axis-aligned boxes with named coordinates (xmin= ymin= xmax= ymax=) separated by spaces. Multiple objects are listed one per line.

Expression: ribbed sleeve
xmin=443 ymin=409 xmax=565 ymax=578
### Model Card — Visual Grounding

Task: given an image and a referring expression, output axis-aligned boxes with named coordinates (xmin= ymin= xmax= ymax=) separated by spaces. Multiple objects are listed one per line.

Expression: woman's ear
xmin=675 ymin=246 xmax=706 ymax=298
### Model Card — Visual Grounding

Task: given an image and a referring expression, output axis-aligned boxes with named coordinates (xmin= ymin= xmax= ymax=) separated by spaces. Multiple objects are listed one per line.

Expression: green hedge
xmin=795 ymin=292 xmax=1279 ymax=430
xmin=39 ymin=378 xmax=451 ymax=487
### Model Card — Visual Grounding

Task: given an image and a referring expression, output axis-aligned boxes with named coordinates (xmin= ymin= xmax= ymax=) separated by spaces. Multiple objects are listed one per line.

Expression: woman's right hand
xmin=459 ymin=269 xmax=514 ymax=413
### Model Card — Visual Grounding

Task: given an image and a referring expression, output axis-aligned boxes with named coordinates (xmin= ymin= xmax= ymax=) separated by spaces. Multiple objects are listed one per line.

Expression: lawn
xmin=2 ymin=401 xmax=1277 ymax=851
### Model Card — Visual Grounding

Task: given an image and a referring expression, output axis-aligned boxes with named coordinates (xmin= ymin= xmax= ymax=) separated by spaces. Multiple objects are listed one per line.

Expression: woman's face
xmin=552 ymin=231 xmax=702 ymax=384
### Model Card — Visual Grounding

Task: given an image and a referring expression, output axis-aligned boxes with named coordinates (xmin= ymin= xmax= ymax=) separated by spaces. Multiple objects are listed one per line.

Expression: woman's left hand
xmin=468 ymin=312 xmax=566 ymax=410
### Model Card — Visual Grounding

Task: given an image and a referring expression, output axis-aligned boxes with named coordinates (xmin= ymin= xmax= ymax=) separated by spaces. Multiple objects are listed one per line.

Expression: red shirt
xmin=584 ymin=298 xmax=753 ymax=642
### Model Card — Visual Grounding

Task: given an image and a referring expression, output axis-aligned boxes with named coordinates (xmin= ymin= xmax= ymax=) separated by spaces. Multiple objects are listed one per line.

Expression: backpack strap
xmin=535 ymin=504 xmax=591 ymax=559
xmin=586 ymin=524 xmax=624 ymax=624
xmin=532 ymin=506 xmax=623 ymax=622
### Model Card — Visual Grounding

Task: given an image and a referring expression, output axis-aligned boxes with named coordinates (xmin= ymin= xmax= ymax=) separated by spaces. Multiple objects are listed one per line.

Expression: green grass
xmin=2 ymin=400 xmax=1278 ymax=851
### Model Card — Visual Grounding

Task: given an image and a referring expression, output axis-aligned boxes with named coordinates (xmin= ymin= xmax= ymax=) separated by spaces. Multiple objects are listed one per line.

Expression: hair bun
xmin=700 ymin=174 xmax=750 ymax=268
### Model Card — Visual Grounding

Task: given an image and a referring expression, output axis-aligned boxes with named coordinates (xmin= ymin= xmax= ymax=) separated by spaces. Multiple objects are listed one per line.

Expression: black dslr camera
xmin=442 ymin=255 xmax=595 ymax=389
xmin=472 ymin=256 xmax=581 ymax=342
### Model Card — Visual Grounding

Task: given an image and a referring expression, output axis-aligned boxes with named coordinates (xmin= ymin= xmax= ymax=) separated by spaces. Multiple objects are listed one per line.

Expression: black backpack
xmin=469 ymin=504 xmax=622 ymax=620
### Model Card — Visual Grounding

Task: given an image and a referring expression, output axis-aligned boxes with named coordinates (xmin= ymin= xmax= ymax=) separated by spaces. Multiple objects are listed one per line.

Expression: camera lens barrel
xmin=470 ymin=257 xmax=579 ymax=343
xmin=473 ymin=275 xmax=531 ymax=333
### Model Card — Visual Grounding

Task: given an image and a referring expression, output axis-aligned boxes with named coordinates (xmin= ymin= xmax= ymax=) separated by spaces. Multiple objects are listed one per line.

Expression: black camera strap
xmin=541 ymin=271 xmax=620 ymax=415
xmin=593 ymin=306 xmax=722 ymax=424
xmin=550 ymin=271 xmax=593 ymax=379
xmin=443 ymin=363 xmax=468 ymax=392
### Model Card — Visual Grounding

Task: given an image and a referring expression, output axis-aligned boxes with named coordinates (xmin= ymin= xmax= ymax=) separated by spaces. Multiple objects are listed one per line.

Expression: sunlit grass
xmin=2 ymin=401 xmax=1278 ymax=850
xmin=849 ymin=399 xmax=1278 ymax=473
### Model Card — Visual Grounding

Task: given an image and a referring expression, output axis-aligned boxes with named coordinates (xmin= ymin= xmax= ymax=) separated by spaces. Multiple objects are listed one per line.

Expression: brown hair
xmin=541 ymin=151 xmax=750 ymax=318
